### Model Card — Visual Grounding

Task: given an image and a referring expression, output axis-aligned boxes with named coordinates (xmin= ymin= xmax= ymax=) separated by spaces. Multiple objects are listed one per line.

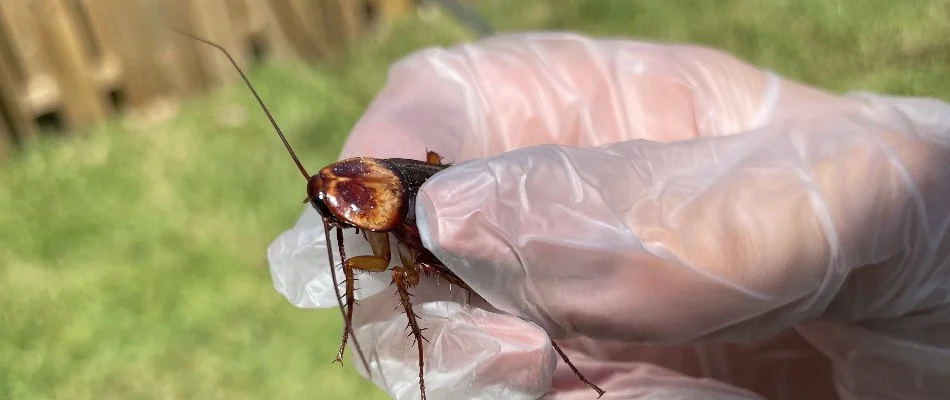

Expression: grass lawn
xmin=2 ymin=1 xmax=948 ymax=399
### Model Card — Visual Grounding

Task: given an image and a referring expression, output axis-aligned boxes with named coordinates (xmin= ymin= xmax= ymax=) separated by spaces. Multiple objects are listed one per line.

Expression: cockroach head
xmin=306 ymin=175 xmax=331 ymax=216
xmin=305 ymin=174 xmax=350 ymax=228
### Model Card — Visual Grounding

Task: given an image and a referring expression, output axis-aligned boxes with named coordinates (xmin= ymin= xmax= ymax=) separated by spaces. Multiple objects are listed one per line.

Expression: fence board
xmin=155 ymin=0 xmax=212 ymax=96
xmin=375 ymin=0 xmax=413 ymax=24
xmin=190 ymin=0 xmax=246 ymax=86
xmin=82 ymin=0 xmax=162 ymax=110
xmin=0 ymin=9 xmax=34 ymax=144
xmin=0 ymin=44 xmax=22 ymax=156
xmin=321 ymin=0 xmax=367 ymax=52
xmin=0 ymin=1 xmax=61 ymax=121
xmin=0 ymin=72 xmax=30 ymax=148
xmin=0 ymin=0 xmax=416 ymax=157
xmin=249 ymin=1 xmax=298 ymax=63
xmin=0 ymin=53 xmax=33 ymax=145
xmin=0 ymin=65 xmax=12 ymax=154
xmin=34 ymin=0 xmax=108 ymax=129
xmin=267 ymin=0 xmax=335 ymax=61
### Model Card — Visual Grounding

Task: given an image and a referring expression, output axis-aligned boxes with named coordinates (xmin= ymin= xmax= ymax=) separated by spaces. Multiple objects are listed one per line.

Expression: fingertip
xmin=416 ymin=159 xmax=498 ymax=264
xmin=415 ymin=187 xmax=438 ymax=259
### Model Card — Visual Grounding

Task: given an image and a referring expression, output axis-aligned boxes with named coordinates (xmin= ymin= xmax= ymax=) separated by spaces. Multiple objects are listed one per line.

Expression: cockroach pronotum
xmin=170 ymin=29 xmax=606 ymax=400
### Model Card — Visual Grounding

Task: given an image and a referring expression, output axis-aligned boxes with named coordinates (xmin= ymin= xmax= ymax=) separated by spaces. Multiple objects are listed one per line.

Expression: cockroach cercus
xmin=169 ymin=29 xmax=606 ymax=400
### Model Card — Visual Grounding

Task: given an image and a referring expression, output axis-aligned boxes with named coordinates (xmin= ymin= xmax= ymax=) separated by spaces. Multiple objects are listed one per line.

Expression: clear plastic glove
xmin=267 ymin=33 xmax=950 ymax=400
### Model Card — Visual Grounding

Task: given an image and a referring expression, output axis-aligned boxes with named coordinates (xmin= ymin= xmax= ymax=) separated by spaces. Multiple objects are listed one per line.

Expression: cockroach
xmin=169 ymin=29 xmax=606 ymax=400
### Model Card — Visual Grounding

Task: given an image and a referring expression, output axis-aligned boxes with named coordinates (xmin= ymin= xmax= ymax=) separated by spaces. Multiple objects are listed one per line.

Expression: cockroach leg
xmin=551 ymin=340 xmax=606 ymax=398
xmin=416 ymin=261 xmax=473 ymax=293
xmin=333 ymin=230 xmax=392 ymax=365
xmin=333 ymin=227 xmax=356 ymax=365
xmin=392 ymin=240 xmax=433 ymax=399
xmin=400 ymin=242 xmax=474 ymax=303
xmin=392 ymin=264 xmax=427 ymax=400
xmin=425 ymin=150 xmax=443 ymax=165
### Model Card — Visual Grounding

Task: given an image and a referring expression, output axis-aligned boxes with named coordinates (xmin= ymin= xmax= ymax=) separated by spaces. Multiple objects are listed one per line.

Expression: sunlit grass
xmin=0 ymin=61 xmax=389 ymax=399
xmin=2 ymin=1 xmax=948 ymax=399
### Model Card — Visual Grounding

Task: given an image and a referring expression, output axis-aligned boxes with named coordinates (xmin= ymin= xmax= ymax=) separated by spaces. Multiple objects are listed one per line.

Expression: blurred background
xmin=1 ymin=0 xmax=948 ymax=399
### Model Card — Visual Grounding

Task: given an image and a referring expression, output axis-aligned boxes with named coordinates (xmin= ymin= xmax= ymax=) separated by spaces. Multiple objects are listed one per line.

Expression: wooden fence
xmin=0 ymin=0 xmax=417 ymax=157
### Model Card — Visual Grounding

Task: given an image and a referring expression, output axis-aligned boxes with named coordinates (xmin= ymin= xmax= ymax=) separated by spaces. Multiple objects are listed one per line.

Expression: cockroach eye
xmin=306 ymin=175 xmax=323 ymax=201
xmin=306 ymin=175 xmax=332 ymax=218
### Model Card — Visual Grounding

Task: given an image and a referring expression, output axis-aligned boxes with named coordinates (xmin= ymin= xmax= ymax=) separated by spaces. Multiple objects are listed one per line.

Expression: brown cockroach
xmin=170 ymin=29 xmax=606 ymax=400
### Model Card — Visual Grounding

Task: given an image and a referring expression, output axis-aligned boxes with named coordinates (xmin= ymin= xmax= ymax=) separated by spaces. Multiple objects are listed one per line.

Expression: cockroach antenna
xmin=167 ymin=27 xmax=605 ymax=400
xmin=165 ymin=28 xmax=310 ymax=181
xmin=165 ymin=27 xmax=375 ymax=379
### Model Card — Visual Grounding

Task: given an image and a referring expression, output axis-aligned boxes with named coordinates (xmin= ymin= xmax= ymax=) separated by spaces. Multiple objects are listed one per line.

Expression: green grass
xmin=2 ymin=1 xmax=948 ymax=399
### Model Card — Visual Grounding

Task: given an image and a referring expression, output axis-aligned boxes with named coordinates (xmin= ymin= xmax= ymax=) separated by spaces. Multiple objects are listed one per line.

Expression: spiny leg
xmin=392 ymin=264 xmax=427 ymax=400
xmin=417 ymin=261 xmax=473 ymax=294
xmin=396 ymin=235 xmax=601 ymax=397
xmin=333 ymin=227 xmax=353 ymax=364
xmin=333 ymin=230 xmax=392 ymax=365
xmin=399 ymin=242 xmax=475 ymax=303
xmin=329 ymin=228 xmax=373 ymax=377
xmin=551 ymin=340 xmax=606 ymax=398
xmin=324 ymin=222 xmax=349 ymax=364
xmin=395 ymin=243 xmax=429 ymax=347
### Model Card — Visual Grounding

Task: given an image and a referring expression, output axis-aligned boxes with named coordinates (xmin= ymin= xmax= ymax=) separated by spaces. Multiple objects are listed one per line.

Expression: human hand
xmin=268 ymin=32 xmax=950 ymax=399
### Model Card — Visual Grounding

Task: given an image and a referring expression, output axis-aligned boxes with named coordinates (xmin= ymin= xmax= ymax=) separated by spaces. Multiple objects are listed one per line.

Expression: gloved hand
xmin=267 ymin=32 xmax=950 ymax=400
